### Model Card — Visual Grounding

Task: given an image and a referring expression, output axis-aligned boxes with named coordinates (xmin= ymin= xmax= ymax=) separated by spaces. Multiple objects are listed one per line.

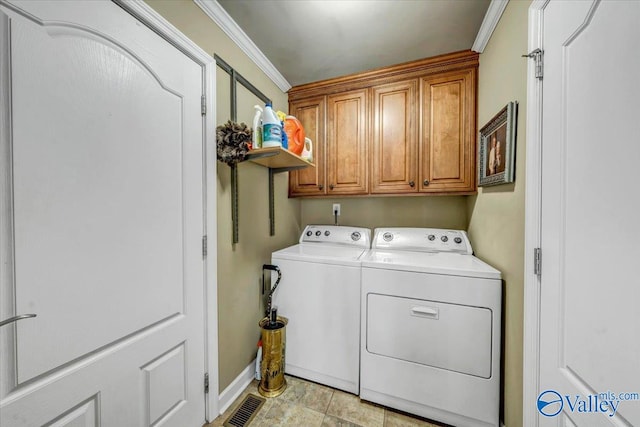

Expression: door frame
xmin=522 ymin=1 xmax=548 ymax=426
xmin=115 ymin=1 xmax=219 ymax=419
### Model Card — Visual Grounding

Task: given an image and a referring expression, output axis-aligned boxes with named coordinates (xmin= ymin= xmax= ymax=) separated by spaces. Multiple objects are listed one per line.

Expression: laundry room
xmin=1 ymin=1 xmax=638 ymax=427
xmin=159 ymin=1 xmax=527 ymax=425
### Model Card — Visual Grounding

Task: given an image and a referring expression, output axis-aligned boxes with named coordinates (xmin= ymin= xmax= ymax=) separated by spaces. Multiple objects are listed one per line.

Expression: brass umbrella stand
xmin=258 ymin=264 xmax=288 ymax=397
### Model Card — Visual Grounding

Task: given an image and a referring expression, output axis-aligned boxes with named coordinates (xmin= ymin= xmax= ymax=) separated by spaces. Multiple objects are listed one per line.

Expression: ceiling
xmin=216 ymin=0 xmax=491 ymax=87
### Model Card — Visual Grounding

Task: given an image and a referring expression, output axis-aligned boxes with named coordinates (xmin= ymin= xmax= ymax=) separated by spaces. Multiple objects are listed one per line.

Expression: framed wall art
xmin=478 ymin=101 xmax=518 ymax=186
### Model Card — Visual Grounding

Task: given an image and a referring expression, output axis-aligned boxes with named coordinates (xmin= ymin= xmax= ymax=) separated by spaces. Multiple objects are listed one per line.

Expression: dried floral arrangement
xmin=216 ymin=120 xmax=252 ymax=165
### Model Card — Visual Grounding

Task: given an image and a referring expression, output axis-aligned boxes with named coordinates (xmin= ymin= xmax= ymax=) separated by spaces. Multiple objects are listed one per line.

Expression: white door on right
xmin=539 ymin=1 xmax=640 ymax=426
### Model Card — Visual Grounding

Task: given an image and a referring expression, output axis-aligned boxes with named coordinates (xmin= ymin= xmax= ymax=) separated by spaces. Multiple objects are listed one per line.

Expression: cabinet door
xmin=326 ymin=89 xmax=368 ymax=195
xmin=288 ymin=97 xmax=326 ymax=196
xmin=420 ymin=69 xmax=476 ymax=193
xmin=371 ymin=80 xmax=418 ymax=194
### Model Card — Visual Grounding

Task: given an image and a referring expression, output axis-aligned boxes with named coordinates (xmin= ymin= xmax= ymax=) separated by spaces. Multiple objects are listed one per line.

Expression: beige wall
xmin=301 ymin=197 xmax=468 ymax=231
xmin=145 ymin=0 xmax=300 ymax=392
xmin=467 ymin=1 xmax=530 ymax=426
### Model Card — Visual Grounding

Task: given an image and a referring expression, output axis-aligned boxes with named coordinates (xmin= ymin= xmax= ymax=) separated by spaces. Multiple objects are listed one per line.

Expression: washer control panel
xmin=300 ymin=225 xmax=372 ymax=248
xmin=372 ymin=228 xmax=472 ymax=254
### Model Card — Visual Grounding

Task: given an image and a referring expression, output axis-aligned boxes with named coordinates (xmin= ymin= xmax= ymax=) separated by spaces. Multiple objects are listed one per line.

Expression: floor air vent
xmin=223 ymin=394 xmax=266 ymax=427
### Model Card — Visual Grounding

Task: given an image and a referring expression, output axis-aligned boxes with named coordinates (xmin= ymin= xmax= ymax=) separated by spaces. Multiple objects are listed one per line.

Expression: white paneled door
xmin=1 ymin=1 xmax=207 ymax=426
xmin=538 ymin=1 xmax=640 ymax=426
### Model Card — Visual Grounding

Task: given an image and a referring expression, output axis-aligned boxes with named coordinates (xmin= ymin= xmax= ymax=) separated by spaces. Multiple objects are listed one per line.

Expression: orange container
xmin=283 ymin=116 xmax=305 ymax=156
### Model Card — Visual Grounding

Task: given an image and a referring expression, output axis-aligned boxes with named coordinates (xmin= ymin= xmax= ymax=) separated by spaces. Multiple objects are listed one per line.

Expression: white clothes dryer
xmin=360 ymin=228 xmax=502 ymax=427
xmin=271 ymin=225 xmax=371 ymax=394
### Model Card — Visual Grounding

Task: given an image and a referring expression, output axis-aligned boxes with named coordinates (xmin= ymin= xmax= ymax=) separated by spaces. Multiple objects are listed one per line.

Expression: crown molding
xmin=472 ymin=0 xmax=509 ymax=53
xmin=194 ymin=0 xmax=291 ymax=93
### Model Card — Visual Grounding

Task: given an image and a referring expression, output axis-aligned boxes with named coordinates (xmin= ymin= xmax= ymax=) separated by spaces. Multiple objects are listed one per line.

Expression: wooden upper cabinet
xmin=326 ymin=89 xmax=368 ymax=195
xmin=371 ymin=80 xmax=418 ymax=194
xmin=287 ymin=50 xmax=478 ymax=197
xmin=420 ymin=69 xmax=476 ymax=193
xmin=288 ymin=97 xmax=326 ymax=196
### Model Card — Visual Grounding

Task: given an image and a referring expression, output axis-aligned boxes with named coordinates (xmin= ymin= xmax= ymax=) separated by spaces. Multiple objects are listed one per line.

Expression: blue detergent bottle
xmin=262 ymin=102 xmax=282 ymax=147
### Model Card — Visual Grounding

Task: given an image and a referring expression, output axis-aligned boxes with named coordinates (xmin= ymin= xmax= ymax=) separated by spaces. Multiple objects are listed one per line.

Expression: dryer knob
xmin=351 ymin=232 xmax=361 ymax=241
xmin=428 ymin=234 xmax=436 ymax=241
xmin=306 ymin=230 xmax=312 ymax=237
xmin=454 ymin=237 xmax=463 ymax=244
xmin=441 ymin=236 xmax=449 ymax=242
xmin=324 ymin=230 xmax=331 ymax=236
xmin=315 ymin=231 xmax=321 ymax=236
xmin=383 ymin=232 xmax=393 ymax=242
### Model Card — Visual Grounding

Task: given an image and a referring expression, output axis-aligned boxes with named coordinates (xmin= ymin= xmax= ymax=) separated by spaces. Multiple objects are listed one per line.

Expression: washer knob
xmin=351 ymin=232 xmax=361 ymax=241
xmin=441 ymin=235 xmax=449 ymax=242
xmin=306 ymin=230 xmax=312 ymax=237
xmin=315 ymin=231 xmax=321 ymax=237
xmin=428 ymin=234 xmax=436 ymax=241
xmin=383 ymin=232 xmax=394 ymax=242
xmin=454 ymin=237 xmax=462 ymax=244
xmin=324 ymin=230 xmax=331 ymax=236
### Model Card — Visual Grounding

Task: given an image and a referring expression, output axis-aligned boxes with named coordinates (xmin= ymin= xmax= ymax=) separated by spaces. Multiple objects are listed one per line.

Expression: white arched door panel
xmin=0 ymin=1 xmax=208 ymax=425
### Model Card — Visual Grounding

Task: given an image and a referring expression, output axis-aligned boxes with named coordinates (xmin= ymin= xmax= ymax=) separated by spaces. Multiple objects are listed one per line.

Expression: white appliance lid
xmin=272 ymin=243 xmax=368 ymax=267
xmin=361 ymin=250 xmax=501 ymax=280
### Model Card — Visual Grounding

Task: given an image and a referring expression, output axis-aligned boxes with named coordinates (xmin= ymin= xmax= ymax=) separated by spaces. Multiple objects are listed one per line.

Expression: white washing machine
xmin=271 ymin=225 xmax=371 ymax=394
xmin=360 ymin=228 xmax=502 ymax=427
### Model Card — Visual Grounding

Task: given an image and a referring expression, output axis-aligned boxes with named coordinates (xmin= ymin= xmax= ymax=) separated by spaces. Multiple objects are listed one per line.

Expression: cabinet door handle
xmin=423 ymin=179 xmax=430 ymax=186
xmin=0 ymin=314 xmax=37 ymax=327
xmin=329 ymin=184 xmax=334 ymax=190
xmin=319 ymin=184 xmax=324 ymax=190
xmin=409 ymin=180 xmax=415 ymax=187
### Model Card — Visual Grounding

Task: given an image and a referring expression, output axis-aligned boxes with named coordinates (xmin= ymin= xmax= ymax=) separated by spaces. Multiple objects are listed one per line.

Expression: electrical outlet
xmin=332 ymin=203 xmax=341 ymax=216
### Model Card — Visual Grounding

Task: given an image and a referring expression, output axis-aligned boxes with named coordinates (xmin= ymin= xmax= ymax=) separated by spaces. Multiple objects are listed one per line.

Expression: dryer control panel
xmin=300 ymin=225 xmax=372 ymax=248
xmin=372 ymin=228 xmax=472 ymax=254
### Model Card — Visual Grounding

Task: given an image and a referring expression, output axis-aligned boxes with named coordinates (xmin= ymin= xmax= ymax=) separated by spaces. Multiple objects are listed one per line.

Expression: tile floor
xmin=206 ymin=375 xmax=449 ymax=427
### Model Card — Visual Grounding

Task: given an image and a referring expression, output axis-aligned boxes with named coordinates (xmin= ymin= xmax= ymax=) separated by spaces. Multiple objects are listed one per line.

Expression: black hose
xmin=262 ymin=264 xmax=281 ymax=319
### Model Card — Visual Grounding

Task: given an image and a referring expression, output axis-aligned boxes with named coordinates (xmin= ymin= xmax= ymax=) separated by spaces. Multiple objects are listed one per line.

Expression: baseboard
xmin=218 ymin=358 xmax=256 ymax=414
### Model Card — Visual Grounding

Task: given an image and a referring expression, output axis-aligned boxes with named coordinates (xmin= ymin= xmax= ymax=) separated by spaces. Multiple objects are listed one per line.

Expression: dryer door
xmin=366 ymin=294 xmax=492 ymax=378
